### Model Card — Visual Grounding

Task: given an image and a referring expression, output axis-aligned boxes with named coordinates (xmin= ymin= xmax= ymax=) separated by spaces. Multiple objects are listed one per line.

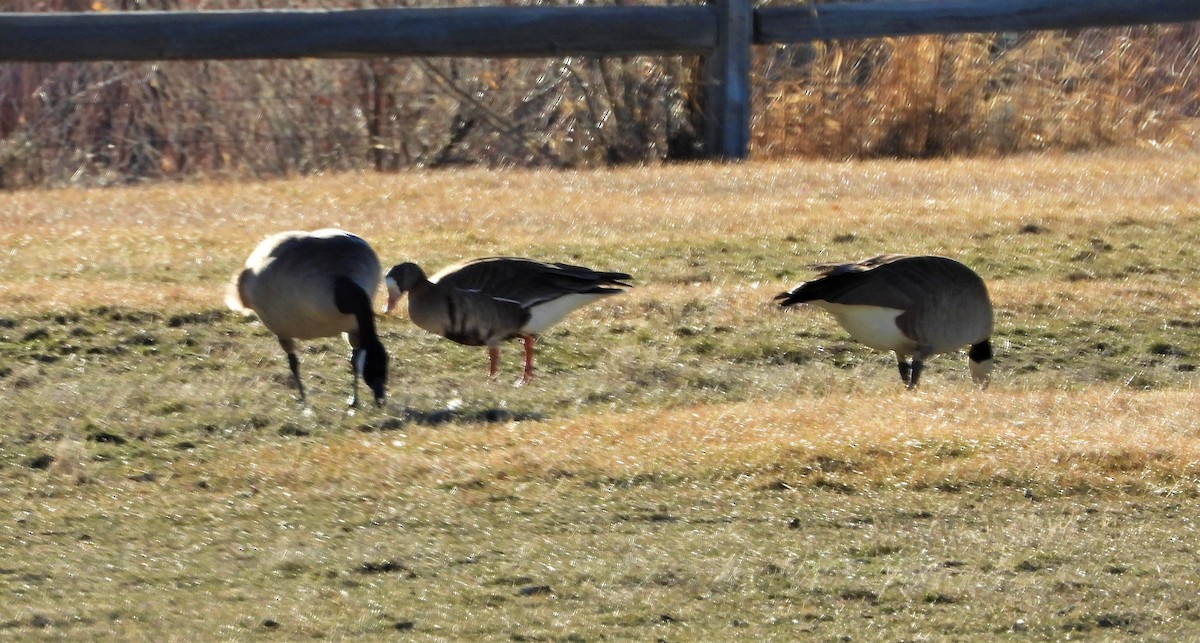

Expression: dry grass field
xmin=3 ymin=151 xmax=1200 ymax=639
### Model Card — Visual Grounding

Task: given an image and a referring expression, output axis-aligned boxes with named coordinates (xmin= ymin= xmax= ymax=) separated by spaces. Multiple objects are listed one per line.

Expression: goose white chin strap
xmin=970 ymin=358 xmax=994 ymax=390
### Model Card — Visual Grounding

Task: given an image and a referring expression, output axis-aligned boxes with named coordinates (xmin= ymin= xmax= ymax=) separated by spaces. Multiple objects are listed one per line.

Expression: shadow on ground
xmin=360 ymin=408 xmax=547 ymax=432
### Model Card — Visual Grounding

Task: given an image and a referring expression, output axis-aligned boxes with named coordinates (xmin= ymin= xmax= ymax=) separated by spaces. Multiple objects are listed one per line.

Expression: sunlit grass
xmin=157 ymin=386 xmax=1200 ymax=499
xmin=2 ymin=151 xmax=1200 ymax=638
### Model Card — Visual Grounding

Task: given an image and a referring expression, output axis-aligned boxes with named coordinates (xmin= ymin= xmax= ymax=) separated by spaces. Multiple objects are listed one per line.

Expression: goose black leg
xmin=897 ymin=355 xmax=912 ymax=387
xmin=908 ymin=358 xmax=925 ymax=390
xmin=279 ymin=337 xmax=307 ymax=403
xmin=347 ymin=346 xmax=365 ymax=408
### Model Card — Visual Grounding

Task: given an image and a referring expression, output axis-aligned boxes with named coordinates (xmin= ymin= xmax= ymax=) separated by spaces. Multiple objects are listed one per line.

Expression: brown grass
xmin=755 ymin=28 xmax=1200 ymax=158
xmin=189 ymin=387 xmax=1200 ymax=497
xmin=3 ymin=152 xmax=1200 ymax=638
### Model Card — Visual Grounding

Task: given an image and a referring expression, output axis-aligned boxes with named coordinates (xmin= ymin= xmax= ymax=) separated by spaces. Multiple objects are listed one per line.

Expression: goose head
xmin=383 ymin=262 xmax=427 ymax=314
xmin=968 ymin=340 xmax=994 ymax=390
xmin=361 ymin=342 xmax=389 ymax=406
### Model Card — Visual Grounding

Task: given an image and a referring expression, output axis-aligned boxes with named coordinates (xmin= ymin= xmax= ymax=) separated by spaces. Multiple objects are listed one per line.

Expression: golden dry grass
xmin=3 ymin=151 xmax=1200 ymax=638
xmin=755 ymin=29 xmax=1200 ymax=158
xmin=3 ymin=148 xmax=1198 ymax=309
xmin=186 ymin=387 xmax=1200 ymax=498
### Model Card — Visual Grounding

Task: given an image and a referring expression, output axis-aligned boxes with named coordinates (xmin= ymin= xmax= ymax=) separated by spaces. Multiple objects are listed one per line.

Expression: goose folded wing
xmin=436 ymin=258 xmax=630 ymax=307
xmin=777 ymin=268 xmax=914 ymax=310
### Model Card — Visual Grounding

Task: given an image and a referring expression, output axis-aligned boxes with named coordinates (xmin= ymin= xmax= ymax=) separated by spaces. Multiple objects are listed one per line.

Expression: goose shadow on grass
xmin=363 ymin=407 xmax=547 ymax=431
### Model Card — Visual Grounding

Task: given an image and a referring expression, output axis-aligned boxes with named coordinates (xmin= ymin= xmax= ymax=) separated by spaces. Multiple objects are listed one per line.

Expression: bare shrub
xmin=0 ymin=1 xmax=1197 ymax=186
xmin=1 ymin=0 xmax=703 ymax=186
xmin=754 ymin=24 xmax=1200 ymax=158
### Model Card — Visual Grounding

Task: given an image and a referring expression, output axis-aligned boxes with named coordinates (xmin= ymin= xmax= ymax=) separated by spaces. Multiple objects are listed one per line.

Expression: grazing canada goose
xmin=225 ymin=229 xmax=388 ymax=406
xmin=774 ymin=254 xmax=994 ymax=389
xmin=384 ymin=257 xmax=632 ymax=385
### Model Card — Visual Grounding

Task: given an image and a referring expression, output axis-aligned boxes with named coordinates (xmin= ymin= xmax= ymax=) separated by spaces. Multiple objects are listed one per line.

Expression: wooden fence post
xmin=703 ymin=0 xmax=752 ymax=160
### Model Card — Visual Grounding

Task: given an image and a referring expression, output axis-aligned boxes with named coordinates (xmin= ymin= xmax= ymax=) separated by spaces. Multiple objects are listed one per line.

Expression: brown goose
xmin=774 ymin=254 xmax=994 ymax=389
xmin=384 ymin=257 xmax=632 ymax=384
xmin=225 ymin=229 xmax=388 ymax=406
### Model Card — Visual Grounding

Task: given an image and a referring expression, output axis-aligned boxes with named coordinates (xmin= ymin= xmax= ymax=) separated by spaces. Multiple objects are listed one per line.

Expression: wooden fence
xmin=2 ymin=0 xmax=1199 ymax=160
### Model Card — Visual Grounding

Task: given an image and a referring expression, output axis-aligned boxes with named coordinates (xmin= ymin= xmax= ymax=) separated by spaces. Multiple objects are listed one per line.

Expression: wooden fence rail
xmin=758 ymin=0 xmax=1200 ymax=43
xmin=2 ymin=0 xmax=1199 ymax=159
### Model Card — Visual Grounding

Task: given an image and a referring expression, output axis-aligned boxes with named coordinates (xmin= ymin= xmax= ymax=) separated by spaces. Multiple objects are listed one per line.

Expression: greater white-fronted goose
xmin=384 ymin=257 xmax=632 ymax=384
xmin=225 ymin=228 xmax=388 ymax=406
xmin=775 ymin=254 xmax=994 ymax=389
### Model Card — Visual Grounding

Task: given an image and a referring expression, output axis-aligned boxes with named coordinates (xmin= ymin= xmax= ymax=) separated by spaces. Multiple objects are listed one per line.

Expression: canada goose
xmin=774 ymin=254 xmax=994 ymax=389
xmin=384 ymin=257 xmax=632 ymax=385
xmin=225 ymin=229 xmax=388 ymax=406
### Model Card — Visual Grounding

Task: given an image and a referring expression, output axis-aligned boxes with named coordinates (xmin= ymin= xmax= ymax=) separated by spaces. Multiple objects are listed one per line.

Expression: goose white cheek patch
xmin=970 ymin=358 xmax=994 ymax=388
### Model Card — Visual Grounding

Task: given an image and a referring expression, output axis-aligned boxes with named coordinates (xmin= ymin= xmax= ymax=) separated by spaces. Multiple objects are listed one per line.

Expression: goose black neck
xmin=969 ymin=339 xmax=993 ymax=363
xmin=334 ymin=277 xmax=381 ymax=346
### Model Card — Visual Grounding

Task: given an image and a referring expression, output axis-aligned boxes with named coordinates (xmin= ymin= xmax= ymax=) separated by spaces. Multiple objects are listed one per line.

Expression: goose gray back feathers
xmin=775 ymin=254 xmax=994 ymax=388
xmin=227 ymin=229 xmax=387 ymax=405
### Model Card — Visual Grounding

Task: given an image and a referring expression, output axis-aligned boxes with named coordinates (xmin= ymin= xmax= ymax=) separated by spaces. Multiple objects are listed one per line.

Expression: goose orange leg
xmin=518 ymin=335 xmax=537 ymax=386
xmin=487 ymin=346 xmax=500 ymax=380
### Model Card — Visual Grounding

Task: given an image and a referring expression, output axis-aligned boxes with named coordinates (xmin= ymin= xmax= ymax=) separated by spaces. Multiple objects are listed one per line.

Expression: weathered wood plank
xmin=0 ymin=6 xmax=716 ymax=62
xmin=7 ymin=1 xmax=1193 ymax=64
xmin=758 ymin=0 xmax=1200 ymax=44
xmin=703 ymin=0 xmax=753 ymax=160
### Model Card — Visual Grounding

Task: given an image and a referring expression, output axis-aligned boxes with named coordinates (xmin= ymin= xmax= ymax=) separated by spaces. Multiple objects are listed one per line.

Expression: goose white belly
xmin=272 ymin=314 xmax=355 ymax=341
xmin=259 ymin=302 xmax=355 ymax=340
xmin=251 ymin=278 xmax=355 ymax=340
xmin=523 ymin=293 xmax=607 ymax=335
xmin=817 ymin=303 xmax=914 ymax=353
